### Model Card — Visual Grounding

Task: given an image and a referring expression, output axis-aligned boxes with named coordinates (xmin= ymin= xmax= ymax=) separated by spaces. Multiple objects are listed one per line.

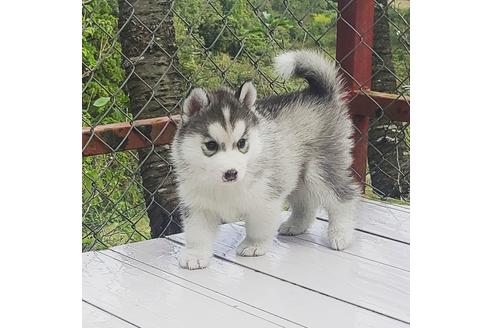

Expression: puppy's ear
xmin=182 ymin=88 xmax=209 ymax=122
xmin=235 ymin=81 xmax=257 ymax=108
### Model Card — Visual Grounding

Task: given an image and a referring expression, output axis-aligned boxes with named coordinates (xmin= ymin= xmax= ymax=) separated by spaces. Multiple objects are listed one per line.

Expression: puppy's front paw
xmin=327 ymin=226 xmax=354 ymax=250
xmin=179 ymin=250 xmax=210 ymax=270
xmin=236 ymin=240 xmax=269 ymax=257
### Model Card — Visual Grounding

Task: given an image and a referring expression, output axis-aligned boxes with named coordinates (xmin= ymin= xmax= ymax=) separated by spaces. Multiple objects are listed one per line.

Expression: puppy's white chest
xmin=181 ymin=174 xmax=270 ymax=223
xmin=198 ymin=183 xmax=263 ymax=218
xmin=211 ymin=185 xmax=252 ymax=218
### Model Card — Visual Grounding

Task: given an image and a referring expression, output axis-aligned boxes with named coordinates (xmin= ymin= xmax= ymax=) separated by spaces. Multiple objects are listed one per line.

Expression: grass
xmin=364 ymin=172 xmax=410 ymax=206
xmin=82 ymin=214 xmax=150 ymax=251
xmin=364 ymin=187 xmax=410 ymax=206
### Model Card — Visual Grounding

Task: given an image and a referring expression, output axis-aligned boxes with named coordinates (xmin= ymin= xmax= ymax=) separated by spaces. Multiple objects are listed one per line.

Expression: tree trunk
xmin=118 ymin=0 xmax=185 ymax=236
xmin=368 ymin=0 xmax=410 ymax=200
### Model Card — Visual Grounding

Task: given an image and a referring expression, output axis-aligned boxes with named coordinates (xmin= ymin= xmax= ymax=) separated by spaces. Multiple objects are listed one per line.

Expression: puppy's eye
xmin=205 ymin=141 xmax=218 ymax=151
xmin=237 ymin=138 xmax=246 ymax=149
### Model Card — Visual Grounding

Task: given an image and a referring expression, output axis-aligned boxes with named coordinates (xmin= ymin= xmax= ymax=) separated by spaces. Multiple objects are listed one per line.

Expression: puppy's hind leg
xmin=317 ymin=155 xmax=360 ymax=250
xmin=324 ymin=191 xmax=358 ymax=250
xmin=278 ymin=182 xmax=319 ymax=236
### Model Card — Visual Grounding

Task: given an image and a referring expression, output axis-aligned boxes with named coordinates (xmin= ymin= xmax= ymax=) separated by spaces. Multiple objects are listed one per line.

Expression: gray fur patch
xmin=180 ymin=88 xmax=258 ymax=139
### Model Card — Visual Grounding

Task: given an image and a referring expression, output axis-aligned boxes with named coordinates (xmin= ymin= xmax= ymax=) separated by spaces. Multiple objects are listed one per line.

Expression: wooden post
xmin=336 ymin=0 xmax=375 ymax=192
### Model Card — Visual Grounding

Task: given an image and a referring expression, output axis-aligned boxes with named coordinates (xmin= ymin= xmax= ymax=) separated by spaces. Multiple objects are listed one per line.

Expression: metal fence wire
xmin=82 ymin=0 xmax=410 ymax=251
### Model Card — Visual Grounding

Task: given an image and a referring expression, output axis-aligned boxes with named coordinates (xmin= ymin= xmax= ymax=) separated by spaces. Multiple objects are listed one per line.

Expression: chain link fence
xmin=82 ymin=0 xmax=410 ymax=251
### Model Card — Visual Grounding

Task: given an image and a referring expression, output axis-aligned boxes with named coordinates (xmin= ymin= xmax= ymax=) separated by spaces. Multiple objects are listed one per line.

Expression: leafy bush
xmin=82 ymin=0 xmax=129 ymax=126
xmin=82 ymin=0 xmax=147 ymax=250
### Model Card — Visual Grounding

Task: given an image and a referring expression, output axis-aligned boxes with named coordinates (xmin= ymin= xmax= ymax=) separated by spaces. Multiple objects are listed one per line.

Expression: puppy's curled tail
xmin=274 ymin=50 xmax=342 ymax=98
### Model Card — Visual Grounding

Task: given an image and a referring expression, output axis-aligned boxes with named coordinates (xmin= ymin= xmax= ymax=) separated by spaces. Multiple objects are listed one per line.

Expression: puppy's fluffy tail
xmin=274 ymin=50 xmax=341 ymax=98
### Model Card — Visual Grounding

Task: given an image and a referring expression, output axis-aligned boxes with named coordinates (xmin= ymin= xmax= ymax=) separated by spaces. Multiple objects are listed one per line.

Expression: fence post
xmin=336 ymin=0 xmax=375 ymax=192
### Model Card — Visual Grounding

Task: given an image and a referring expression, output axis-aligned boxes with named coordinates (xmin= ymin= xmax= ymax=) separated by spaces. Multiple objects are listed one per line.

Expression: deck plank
xmin=317 ymin=199 xmax=410 ymax=244
xmin=83 ymin=200 xmax=410 ymax=327
xmin=296 ymin=216 xmax=409 ymax=271
xmin=229 ymin=210 xmax=409 ymax=271
xmin=169 ymin=224 xmax=410 ymax=323
xmin=107 ymin=238 xmax=409 ymax=328
xmin=83 ymin=302 xmax=137 ymax=328
xmin=362 ymin=199 xmax=409 ymax=213
xmin=83 ymin=251 xmax=288 ymax=328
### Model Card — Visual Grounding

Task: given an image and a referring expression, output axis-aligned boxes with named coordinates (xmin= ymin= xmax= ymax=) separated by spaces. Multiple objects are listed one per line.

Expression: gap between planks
xmin=83 ymin=300 xmax=141 ymax=328
xmin=83 ymin=251 xmax=292 ymax=328
xmin=103 ymin=238 xmax=409 ymax=327
xmin=167 ymin=223 xmax=409 ymax=323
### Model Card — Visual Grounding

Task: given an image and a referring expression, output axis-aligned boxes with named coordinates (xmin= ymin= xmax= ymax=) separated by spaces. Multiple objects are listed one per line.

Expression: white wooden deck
xmin=83 ymin=199 xmax=409 ymax=328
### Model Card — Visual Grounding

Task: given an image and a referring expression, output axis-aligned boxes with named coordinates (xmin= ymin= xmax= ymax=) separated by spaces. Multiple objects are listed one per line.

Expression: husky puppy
xmin=171 ymin=50 xmax=360 ymax=269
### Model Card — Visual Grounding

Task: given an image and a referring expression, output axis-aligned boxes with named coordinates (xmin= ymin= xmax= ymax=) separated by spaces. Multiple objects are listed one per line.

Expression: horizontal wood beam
xmin=348 ymin=90 xmax=410 ymax=122
xmin=82 ymin=92 xmax=409 ymax=156
xmin=82 ymin=115 xmax=180 ymax=156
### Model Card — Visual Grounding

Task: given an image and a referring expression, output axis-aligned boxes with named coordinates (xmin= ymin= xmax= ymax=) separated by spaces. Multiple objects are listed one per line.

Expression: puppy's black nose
xmin=223 ymin=169 xmax=238 ymax=182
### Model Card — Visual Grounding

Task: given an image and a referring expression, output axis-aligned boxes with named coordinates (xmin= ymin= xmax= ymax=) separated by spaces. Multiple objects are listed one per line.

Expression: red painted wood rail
xmin=82 ymin=92 xmax=409 ymax=157
xmin=347 ymin=90 xmax=410 ymax=122
xmin=82 ymin=115 xmax=180 ymax=156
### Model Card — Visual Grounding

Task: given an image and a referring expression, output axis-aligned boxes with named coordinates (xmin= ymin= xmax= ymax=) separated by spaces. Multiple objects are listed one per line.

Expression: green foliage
xmin=82 ymin=152 xmax=149 ymax=251
xmin=93 ymin=96 xmax=111 ymax=107
xmin=173 ymin=0 xmax=342 ymax=97
xmin=388 ymin=6 xmax=410 ymax=93
xmin=82 ymin=0 xmax=147 ymax=250
xmin=82 ymin=0 xmax=129 ymax=126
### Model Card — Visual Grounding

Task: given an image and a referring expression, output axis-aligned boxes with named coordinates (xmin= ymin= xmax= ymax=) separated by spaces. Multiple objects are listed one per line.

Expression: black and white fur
xmin=171 ymin=50 xmax=360 ymax=270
